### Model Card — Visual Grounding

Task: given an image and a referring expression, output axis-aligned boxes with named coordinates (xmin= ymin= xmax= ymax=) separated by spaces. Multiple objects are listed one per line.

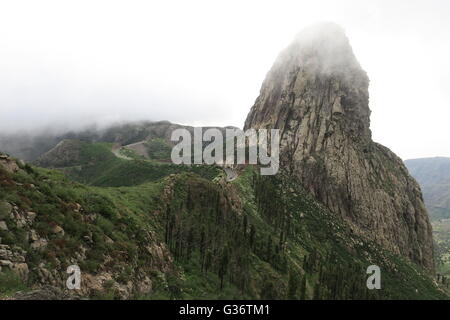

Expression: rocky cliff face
xmin=244 ymin=23 xmax=434 ymax=271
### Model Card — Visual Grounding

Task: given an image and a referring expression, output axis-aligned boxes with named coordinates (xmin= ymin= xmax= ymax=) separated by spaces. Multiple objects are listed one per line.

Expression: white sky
xmin=0 ymin=0 xmax=449 ymax=159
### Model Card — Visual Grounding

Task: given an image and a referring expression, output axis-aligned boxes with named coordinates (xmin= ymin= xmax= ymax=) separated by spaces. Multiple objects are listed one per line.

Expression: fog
xmin=0 ymin=0 xmax=449 ymax=159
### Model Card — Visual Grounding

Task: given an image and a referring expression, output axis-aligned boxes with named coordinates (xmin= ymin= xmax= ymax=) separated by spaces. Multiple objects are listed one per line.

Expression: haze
xmin=0 ymin=0 xmax=449 ymax=160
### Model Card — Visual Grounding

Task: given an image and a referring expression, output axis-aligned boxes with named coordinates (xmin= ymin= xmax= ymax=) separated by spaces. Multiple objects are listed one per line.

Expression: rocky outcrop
xmin=9 ymin=286 xmax=78 ymax=300
xmin=244 ymin=23 xmax=434 ymax=271
xmin=0 ymin=196 xmax=173 ymax=299
xmin=0 ymin=154 xmax=176 ymax=299
xmin=0 ymin=154 xmax=19 ymax=173
xmin=0 ymin=244 xmax=29 ymax=281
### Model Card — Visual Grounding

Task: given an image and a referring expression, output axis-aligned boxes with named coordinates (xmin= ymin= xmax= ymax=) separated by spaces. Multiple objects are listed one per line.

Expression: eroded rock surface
xmin=244 ymin=23 xmax=434 ymax=271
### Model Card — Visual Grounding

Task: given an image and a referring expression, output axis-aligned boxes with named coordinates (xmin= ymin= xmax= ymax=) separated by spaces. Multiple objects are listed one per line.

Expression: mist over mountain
xmin=0 ymin=120 xmax=237 ymax=162
xmin=0 ymin=21 xmax=448 ymax=301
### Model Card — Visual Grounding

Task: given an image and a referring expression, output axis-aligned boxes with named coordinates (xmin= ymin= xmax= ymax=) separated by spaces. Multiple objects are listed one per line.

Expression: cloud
xmin=0 ymin=0 xmax=449 ymax=159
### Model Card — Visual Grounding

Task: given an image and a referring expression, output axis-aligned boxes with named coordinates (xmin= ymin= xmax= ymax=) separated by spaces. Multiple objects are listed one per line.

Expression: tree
xmin=219 ymin=247 xmax=229 ymax=290
xmin=200 ymin=228 xmax=206 ymax=272
xmin=243 ymin=215 xmax=248 ymax=239
xmin=249 ymin=225 xmax=255 ymax=248
xmin=266 ymin=235 xmax=272 ymax=260
xmin=204 ymin=250 xmax=212 ymax=273
xmin=186 ymin=226 xmax=195 ymax=260
xmin=299 ymin=277 xmax=307 ymax=300
xmin=167 ymin=274 xmax=183 ymax=300
xmin=287 ymin=269 xmax=299 ymax=299
xmin=313 ymin=282 xmax=321 ymax=300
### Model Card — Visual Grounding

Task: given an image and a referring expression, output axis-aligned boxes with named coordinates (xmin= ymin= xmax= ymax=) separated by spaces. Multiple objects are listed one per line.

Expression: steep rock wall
xmin=244 ymin=23 xmax=434 ymax=271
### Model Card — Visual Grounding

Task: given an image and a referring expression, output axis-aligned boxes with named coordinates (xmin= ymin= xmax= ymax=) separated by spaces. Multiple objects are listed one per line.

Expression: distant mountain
xmin=34 ymin=139 xmax=220 ymax=187
xmin=0 ymin=120 xmax=237 ymax=162
xmin=405 ymin=157 xmax=450 ymax=220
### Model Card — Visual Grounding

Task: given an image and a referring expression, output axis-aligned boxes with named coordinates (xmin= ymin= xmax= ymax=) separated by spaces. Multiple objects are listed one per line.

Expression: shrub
xmin=0 ymin=270 xmax=27 ymax=297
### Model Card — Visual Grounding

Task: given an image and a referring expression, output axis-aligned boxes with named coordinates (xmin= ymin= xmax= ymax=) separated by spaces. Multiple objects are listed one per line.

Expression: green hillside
xmin=0 ymin=155 xmax=447 ymax=299
xmin=35 ymin=140 xmax=220 ymax=187
xmin=432 ymin=219 xmax=450 ymax=277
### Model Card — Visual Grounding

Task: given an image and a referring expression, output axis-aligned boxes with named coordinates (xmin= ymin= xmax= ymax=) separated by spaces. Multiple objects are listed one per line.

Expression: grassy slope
xmin=232 ymin=168 xmax=447 ymax=299
xmin=0 ymin=156 xmax=447 ymax=299
xmin=405 ymin=158 xmax=450 ymax=286
xmin=0 ymin=163 xmax=168 ymax=297
xmin=56 ymin=141 xmax=220 ymax=187
xmin=432 ymin=219 xmax=450 ymax=277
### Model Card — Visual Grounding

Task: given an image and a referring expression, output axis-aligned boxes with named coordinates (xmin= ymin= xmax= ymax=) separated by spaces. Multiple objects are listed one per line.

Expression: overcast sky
xmin=0 ymin=0 xmax=449 ymax=160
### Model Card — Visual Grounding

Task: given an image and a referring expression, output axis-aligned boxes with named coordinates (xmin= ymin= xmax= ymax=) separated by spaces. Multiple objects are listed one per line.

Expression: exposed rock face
xmin=0 ymin=154 xmax=19 ymax=173
xmin=244 ymin=23 xmax=434 ymax=271
xmin=10 ymin=286 xmax=78 ymax=300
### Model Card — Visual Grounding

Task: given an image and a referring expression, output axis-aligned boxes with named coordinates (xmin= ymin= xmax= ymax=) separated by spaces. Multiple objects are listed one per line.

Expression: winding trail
xmin=111 ymin=145 xmax=133 ymax=160
xmin=111 ymin=142 xmax=239 ymax=182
